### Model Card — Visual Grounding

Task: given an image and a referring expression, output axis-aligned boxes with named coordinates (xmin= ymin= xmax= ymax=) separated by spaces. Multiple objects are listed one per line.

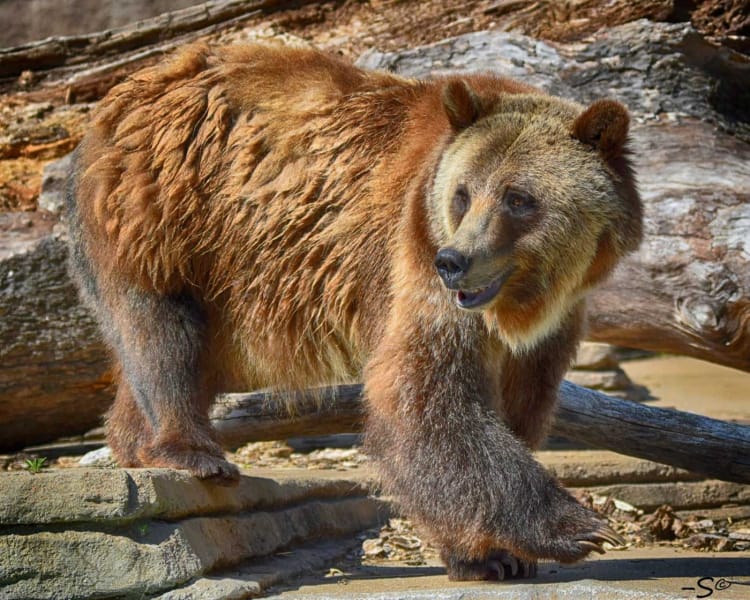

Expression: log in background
xmin=210 ymin=381 xmax=750 ymax=484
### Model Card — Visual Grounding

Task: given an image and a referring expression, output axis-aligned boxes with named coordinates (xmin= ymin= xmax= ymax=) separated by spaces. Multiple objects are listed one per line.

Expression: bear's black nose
xmin=434 ymin=248 xmax=471 ymax=288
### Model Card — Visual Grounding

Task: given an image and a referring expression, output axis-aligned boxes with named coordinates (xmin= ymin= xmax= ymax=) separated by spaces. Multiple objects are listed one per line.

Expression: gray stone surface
xmin=37 ymin=153 xmax=72 ymax=214
xmin=274 ymin=585 xmax=677 ymax=599
xmin=0 ymin=467 xmax=370 ymax=525
xmin=3 ymin=498 xmax=381 ymax=599
xmin=267 ymin=547 xmax=750 ymax=600
xmin=0 ymin=469 xmax=384 ymax=600
xmin=566 ymin=368 xmax=632 ymax=392
xmin=156 ymin=538 xmax=363 ymax=600
xmin=587 ymin=479 xmax=750 ymax=512
xmin=539 ymin=450 xmax=704 ymax=487
xmin=574 ymin=343 xmax=620 ymax=371
xmin=1 ymin=453 xmax=748 ymax=598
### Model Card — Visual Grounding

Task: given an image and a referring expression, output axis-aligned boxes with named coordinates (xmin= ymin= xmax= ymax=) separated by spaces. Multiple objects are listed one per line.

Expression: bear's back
xmin=72 ymin=43 xmax=428 ymax=389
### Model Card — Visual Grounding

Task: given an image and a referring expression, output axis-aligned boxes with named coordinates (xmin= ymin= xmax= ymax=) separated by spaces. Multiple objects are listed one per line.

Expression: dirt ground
xmin=0 ymin=0 xmax=747 ymax=212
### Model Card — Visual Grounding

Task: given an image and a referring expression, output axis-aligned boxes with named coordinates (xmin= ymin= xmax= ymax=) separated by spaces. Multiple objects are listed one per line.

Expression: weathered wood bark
xmin=1 ymin=21 xmax=748 ymax=449
xmin=210 ymin=382 xmax=750 ymax=484
xmin=0 ymin=213 xmax=114 ymax=450
xmin=0 ymin=0 xmax=320 ymax=101
xmin=211 ymin=385 xmax=365 ymax=446
xmin=557 ymin=23 xmax=750 ymax=371
xmin=586 ymin=122 xmax=750 ymax=371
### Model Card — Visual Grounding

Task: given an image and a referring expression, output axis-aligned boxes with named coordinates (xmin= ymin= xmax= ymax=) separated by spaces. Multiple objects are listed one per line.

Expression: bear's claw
xmin=138 ymin=445 xmax=241 ymax=486
xmin=578 ymin=524 xmax=626 ymax=548
xmin=572 ymin=523 xmax=626 ymax=558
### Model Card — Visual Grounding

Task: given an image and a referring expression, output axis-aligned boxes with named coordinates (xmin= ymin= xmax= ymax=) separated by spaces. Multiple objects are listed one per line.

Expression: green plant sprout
xmin=25 ymin=457 xmax=47 ymax=473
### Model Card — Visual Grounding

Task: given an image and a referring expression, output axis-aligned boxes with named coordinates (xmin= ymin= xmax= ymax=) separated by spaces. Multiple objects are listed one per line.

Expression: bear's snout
xmin=434 ymin=247 xmax=471 ymax=289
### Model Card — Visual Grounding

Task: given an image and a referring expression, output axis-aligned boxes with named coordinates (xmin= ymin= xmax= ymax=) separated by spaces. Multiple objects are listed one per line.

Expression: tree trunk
xmin=0 ymin=213 xmax=114 ymax=450
xmin=586 ymin=121 xmax=750 ymax=372
xmin=0 ymin=0 xmax=320 ymax=100
xmin=209 ymin=381 xmax=750 ymax=484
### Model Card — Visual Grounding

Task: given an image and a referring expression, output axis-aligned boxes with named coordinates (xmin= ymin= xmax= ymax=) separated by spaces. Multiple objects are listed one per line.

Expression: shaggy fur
xmin=67 ymin=42 xmax=642 ymax=579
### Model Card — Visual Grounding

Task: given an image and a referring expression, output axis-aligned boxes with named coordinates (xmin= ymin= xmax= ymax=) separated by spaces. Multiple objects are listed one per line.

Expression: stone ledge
xmin=3 ymin=497 xmax=383 ymax=599
xmin=156 ymin=538 xmax=363 ymax=600
xmin=584 ymin=480 xmax=750 ymax=512
xmin=539 ymin=450 xmax=706 ymax=487
xmin=0 ymin=467 xmax=370 ymax=526
xmin=0 ymin=469 xmax=385 ymax=600
xmin=3 ymin=454 xmax=748 ymax=599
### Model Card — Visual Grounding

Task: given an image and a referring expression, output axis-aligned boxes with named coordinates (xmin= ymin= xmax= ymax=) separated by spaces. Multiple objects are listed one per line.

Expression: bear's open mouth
xmin=456 ymin=268 xmax=515 ymax=310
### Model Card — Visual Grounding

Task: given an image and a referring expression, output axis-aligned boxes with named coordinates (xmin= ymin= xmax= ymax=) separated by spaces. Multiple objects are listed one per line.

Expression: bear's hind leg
xmin=104 ymin=286 xmax=239 ymax=484
xmin=106 ymin=378 xmax=154 ymax=467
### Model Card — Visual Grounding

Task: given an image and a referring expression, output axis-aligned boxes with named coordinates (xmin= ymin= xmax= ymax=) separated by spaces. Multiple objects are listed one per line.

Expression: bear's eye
xmin=503 ymin=188 xmax=537 ymax=217
xmin=452 ymin=184 xmax=470 ymax=218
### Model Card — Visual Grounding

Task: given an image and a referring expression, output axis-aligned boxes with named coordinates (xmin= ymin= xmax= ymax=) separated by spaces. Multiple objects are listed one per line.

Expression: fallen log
xmin=586 ymin=121 xmax=750 ymax=372
xmin=0 ymin=0 xmax=298 ymax=78
xmin=0 ymin=0 xmax=320 ymax=102
xmin=0 ymin=213 xmax=114 ymax=450
xmin=212 ymin=385 xmax=365 ymax=446
xmin=211 ymin=381 xmax=750 ymax=484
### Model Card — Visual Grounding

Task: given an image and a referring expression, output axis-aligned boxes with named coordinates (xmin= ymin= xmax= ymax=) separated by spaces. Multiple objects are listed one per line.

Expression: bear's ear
xmin=442 ymin=79 xmax=482 ymax=131
xmin=572 ymin=99 xmax=630 ymax=159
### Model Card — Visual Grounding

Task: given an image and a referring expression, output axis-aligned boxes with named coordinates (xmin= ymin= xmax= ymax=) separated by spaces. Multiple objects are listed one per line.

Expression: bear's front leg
xmin=363 ymin=317 xmax=621 ymax=580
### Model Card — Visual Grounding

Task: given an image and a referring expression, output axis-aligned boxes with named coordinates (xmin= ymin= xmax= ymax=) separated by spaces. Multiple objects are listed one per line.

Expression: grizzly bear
xmin=66 ymin=42 xmax=641 ymax=580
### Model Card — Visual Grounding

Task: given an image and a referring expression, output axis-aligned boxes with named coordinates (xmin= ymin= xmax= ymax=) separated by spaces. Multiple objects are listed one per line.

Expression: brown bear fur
xmin=66 ymin=42 xmax=641 ymax=580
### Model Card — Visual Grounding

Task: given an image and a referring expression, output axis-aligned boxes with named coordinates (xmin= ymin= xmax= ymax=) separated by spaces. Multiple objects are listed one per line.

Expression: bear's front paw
xmin=442 ymin=549 xmax=537 ymax=581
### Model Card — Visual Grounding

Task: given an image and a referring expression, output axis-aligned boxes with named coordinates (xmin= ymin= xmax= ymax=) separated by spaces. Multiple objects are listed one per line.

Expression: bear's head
xmin=430 ymin=79 xmax=642 ymax=351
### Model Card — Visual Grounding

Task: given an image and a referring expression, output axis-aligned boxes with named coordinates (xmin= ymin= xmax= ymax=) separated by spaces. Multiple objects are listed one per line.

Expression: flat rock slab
xmin=538 ymin=450 xmax=706 ymax=487
xmin=0 ymin=468 xmax=384 ymax=600
xmin=0 ymin=466 xmax=371 ymax=526
xmin=155 ymin=538 xmax=365 ymax=600
xmin=268 ymin=547 xmax=750 ymax=600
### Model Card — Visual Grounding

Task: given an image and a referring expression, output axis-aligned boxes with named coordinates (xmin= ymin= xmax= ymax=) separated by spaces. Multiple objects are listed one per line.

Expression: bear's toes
xmin=185 ymin=453 xmax=241 ymax=485
xmin=442 ymin=549 xmax=538 ymax=581
xmin=138 ymin=441 xmax=241 ymax=485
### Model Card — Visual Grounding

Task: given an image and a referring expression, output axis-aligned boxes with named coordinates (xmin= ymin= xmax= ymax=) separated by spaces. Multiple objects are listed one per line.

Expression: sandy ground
xmin=623 ymin=356 xmax=750 ymax=424
xmin=269 ymin=546 xmax=750 ymax=600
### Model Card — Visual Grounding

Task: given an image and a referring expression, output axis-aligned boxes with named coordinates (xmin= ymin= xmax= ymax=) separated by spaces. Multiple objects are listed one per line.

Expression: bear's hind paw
xmin=138 ymin=444 xmax=241 ymax=485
